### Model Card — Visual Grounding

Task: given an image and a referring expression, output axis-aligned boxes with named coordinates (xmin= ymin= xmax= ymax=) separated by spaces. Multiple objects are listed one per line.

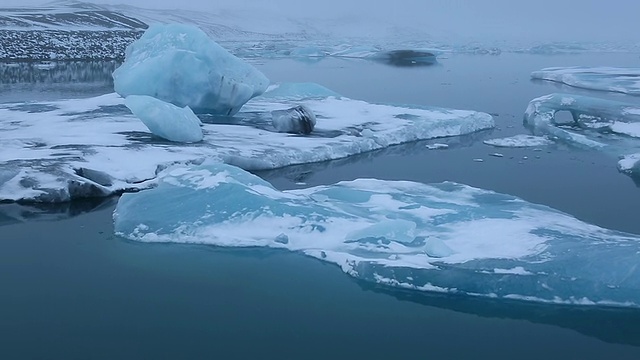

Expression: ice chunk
xmin=425 ymin=143 xmax=449 ymax=150
xmin=618 ymin=153 xmax=640 ymax=175
xmin=112 ymin=24 xmax=270 ymax=115
xmin=115 ymin=162 xmax=640 ymax=308
xmin=532 ymin=67 xmax=640 ymax=96
xmin=124 ymin=95 xmax=203 ymax=143
xmin=524 ymin=93 xmax=640 ymax=180
xmin=271 ymin=105 xmax=316 ymax=134
xmin=524 ymin=93 xmax=640 ymax=148
xmin=484 ymin=135 xmax=554 ymax=148
xmin=0 ymin=84 xmax=493 ymax=203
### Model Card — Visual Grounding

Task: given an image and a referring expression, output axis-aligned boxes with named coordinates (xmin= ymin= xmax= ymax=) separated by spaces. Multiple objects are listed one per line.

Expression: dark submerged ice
xmin=370 ymin=49 xmax=439 ymax=67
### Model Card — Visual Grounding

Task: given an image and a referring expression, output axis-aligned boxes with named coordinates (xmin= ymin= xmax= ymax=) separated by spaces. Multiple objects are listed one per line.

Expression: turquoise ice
xmin=113 ymin=24 xmax=269 ymax=115
xmin=115 ymin=162 xmax=640 ymax=308
xmin=524 ymin=93 xmax=640 ymax=177
xmin=124 ymin=95 xmax=203 ymax=143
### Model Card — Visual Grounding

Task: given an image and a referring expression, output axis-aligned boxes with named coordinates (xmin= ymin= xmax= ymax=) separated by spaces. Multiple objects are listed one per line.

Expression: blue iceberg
xmin=524 ymin=93 xmax=640 ymax=175
xmin=124 ymin=95 xmax=203 ymax=143
xmin=115 ymin=162 xmax=640 ymax=308
xmin=532 ymin=67 xmax=640 ymax=96
xmin=113 ymin=24 xmax=270 ymax=115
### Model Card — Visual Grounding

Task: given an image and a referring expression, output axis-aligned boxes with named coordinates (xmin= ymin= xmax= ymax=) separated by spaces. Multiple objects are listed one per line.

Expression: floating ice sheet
xmin=532 ymin=67 xmax=640 ymax=96
xmin=115 ymin=162 xmax=640 ymax=308
xmin=0 ymin=83 xmax=493 ymax=202
xmin=524 ymin=93 xmax=640 ymax=177
xmin=484 ymin=135 xmax=554 ymax=148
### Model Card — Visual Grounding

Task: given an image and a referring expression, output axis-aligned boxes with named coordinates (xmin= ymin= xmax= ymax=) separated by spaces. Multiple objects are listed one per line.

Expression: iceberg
xmin=114 ymin=162 xmax=640 ymax=307
xmin=524 ymin=93 xmax=640 ymax=180
xmin=524 ymin=93 xmax=640 ymax=147
xmin=531 ymin=67 xmax=640 ymax=96
xmin=619 ymin=153 xmax=640 ymax=177
xmin=112 ymin=24 xmax=270 ymax=115
xmin=124 ymin=95 xmax=203 ymax=143
xmin=0 ymin=83 xmax=493 ymax=203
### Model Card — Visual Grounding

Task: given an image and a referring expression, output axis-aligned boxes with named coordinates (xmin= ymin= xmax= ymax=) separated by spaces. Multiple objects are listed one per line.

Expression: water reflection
xmin=256 ymin=130 xmax=493 ymax=189
xmin=0 ymin=60 xmax=120 ymax=102
xmin=360 ymin=281 xmax=640 ymax=347
xmin=0 ymin=196 xmax=118 ymax=228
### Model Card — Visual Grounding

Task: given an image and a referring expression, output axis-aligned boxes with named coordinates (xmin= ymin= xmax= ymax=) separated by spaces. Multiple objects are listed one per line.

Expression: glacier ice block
xmin=113 ymin=24 xmax=269 ymax=115
xmin=124 ymin=95 xmax=203 ymax=143
xmin=114 ymin=162 xmax=640 ymax=308
xmin=524 ymin=93 xmax=640 ymax=179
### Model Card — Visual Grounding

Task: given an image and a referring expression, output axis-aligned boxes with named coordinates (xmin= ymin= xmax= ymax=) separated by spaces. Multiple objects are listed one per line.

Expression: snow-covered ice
xmin=0 ymin=83 xmax=493 ymax=202
xmin=124 ymin=95 xmax=203 ymax=143
xmin=531 ymin=67 xmax=640 ymax=96
xmin=618 ymin=153 xmax=640 ymax=176
xmin=484 ymin=135 xmax=554 ymax=148
xmin=524 ymin=93 xmax=640 ymax=148
xmin=112 ymin=24 xmax=269 ymax=115
xmin=114 ymin=162 xmax=640 ymax=308
xmin=524 ymin=93 xmax=640 ymax=179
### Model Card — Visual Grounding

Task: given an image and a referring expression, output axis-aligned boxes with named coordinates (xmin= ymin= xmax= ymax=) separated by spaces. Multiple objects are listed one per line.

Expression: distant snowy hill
xmin=1 ymin=0 xmax=633 ymax=62
xmin=0 ymin=1 xmax=147 ymax=60
xmin=0 ymin=1 xmax=146 ymax=30
xmin=0 ymin=0 xmax=438 ymax=61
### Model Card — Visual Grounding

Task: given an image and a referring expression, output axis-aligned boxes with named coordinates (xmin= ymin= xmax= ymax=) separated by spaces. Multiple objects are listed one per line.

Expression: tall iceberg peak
xmin=112 ymin=24 xmax=270 ymax=115
xmin=114 ymin=162 xmax=640 ymax=308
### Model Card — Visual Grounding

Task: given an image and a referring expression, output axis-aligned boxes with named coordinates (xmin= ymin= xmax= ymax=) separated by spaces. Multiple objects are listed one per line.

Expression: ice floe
xmin=531 ymin=67 xmax=640 ymax=96
xmin=524 ymin=93 xmax=640 ymax=179
xmin=0 ymin=83 xmax=493 ymax=202
xmin=114 ymin=162 xmax=640 ymax=308
xmin=484 ymin=134 xmax=554 ymax=148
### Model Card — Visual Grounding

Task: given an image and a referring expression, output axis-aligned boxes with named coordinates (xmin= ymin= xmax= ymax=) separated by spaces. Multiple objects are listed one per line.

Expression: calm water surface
xmin=2 ymin=52 xmax=640 ymax=359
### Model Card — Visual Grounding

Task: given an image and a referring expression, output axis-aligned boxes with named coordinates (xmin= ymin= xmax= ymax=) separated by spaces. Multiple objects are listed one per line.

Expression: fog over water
xmin=3 ymin=0 xmax=639 ymax=44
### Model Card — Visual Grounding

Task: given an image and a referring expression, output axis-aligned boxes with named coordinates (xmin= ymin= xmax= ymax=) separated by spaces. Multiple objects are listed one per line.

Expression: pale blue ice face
xmin=114 ymin=162 xmax=640 ymax=308
xmin=524 ymin=93 xmax=640 ymax=176
xmin=112 ymin=24 xmax=270 ymax=115
xmin=124 ymin=95 xmax=203 ymax=143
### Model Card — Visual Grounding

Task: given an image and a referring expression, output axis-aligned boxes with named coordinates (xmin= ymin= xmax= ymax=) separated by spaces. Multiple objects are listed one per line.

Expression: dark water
xmin=0 ymin=61 xmax=119 ymax=103
xmin=3 ymin=53 xmax=640 ymax=359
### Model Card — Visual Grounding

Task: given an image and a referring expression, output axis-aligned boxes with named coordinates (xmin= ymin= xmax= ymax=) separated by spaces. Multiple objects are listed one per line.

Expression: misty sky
xmin=4 ymin=0 xmax=639 ymax=43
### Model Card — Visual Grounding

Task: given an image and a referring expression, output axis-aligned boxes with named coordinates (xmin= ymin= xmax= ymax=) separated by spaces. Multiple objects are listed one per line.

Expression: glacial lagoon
xmin=3 ymin=52 xmax=640 ymax=359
